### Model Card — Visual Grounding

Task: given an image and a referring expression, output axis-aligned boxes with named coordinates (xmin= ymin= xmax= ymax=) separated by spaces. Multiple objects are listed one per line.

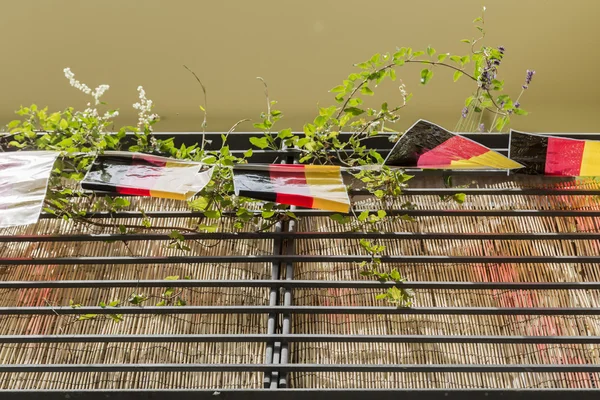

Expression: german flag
xmin=385 ymin=119 xmax=523 ymax=170
xmin=510 ymin=131 xmax=600 ymax=176
xmin=81 ymin=151 xmax=213 ymax=200
xmin=233 ymin=164 xmax=350 ymax=213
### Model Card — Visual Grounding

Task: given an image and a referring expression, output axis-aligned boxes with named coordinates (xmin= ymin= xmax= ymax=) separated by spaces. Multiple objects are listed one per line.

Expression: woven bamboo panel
xmin=290 ymin=180 xmax=600 ymax=389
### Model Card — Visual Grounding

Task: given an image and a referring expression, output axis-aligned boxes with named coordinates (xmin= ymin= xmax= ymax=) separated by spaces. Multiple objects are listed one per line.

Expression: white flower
xmin=133 ymin=86 xmax=159 ymax=130
xmin=63 ymin=67 xmax=92 ymax=95
xmin=92 ymin=84 xmax=110 ymax=105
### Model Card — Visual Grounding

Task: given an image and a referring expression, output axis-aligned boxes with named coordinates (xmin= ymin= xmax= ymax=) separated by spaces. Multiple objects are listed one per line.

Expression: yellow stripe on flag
xmin=304 ymin=165 xmax=350 ymax=213
xmin=580 ymin=141 xmax=600 ymax=176
xmin=450 ymin=151 xmax=523 ymax=169
xmin=149 ymin=190 xmax=188 ymax=200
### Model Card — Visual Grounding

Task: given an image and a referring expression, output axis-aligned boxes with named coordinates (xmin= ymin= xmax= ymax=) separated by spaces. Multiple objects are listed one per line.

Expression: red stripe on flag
xmin=275 ymin=193 xmax=315 ymax=209
xmin=545 ymin=137 xmax=584 ymax=176
xmin=116 ymin=187 xmax=152 ymax=197
xmin=268 ymin=165 xmax=314 ymax=208
xmin=417 ymin=136 xmax=488 ymax=167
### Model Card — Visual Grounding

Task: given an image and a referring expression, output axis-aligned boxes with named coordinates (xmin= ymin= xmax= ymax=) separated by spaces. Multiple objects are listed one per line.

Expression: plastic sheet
xmin=0 ymin=151 xmax=59 ymax=228
xmin=81 ymin=151 xmax=213 ymax=200
xmin=385 ymin=119 xmax=523 ymax=170
xmin=233 ymin=164 xmax=350 ymax=213
xmin=510 ymin=130 xmax=600 ymax=176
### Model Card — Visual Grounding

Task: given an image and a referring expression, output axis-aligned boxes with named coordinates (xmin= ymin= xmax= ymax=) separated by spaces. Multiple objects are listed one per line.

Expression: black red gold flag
xmin=385 ymin=119 xmax=523 ymax=170
xmin=81 ymin=151 xmax=213 ymax=200
xmin=509 ymin=130 xmax=600 ymax=176
xmin=233 ymin=164 xmax=350 ymax=213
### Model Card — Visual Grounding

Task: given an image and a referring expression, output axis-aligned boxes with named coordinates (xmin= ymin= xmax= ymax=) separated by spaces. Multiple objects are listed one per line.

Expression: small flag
xmin=81 ymin=151 xmax=213 ymax=200
xmin=510 ymin=130 xmax=600 ymax=176
xmin=0 ymin=151 xmax=59 ymax=228
xmin=385 ymin=119 xmax=523 ymax=170
xmin=233 ymin=164 xmax=350 ymax=213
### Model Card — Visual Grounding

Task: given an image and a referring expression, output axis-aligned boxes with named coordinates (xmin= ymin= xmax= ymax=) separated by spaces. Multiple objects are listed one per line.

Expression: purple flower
xmin=493 ymin=59 xmax=501 ymax=66
xmin=525 ymin=69 xmax=535 ymax=85
xmin=514 ymin=102 xmax=520 ymax=108
xmin=479 ymin=123 xmax=485 ymax=132
xmin=522 ymin=85 xmax=528 ymax=90
xmin=461 ymin=107 xmax=469 ymax=118
xmin=498 ymin=46 xmax=505 ymax=53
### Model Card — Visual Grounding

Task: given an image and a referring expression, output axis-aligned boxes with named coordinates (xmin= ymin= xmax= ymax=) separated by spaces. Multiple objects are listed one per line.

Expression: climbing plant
xmin=0 ymin=6 xmax=534 ymax=313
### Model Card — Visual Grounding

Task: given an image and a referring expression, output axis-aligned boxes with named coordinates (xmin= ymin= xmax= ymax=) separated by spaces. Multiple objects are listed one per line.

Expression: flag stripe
xmin=580 ymin=141 xmax=600 ymax=176
xmin=448 ymin=151 xmax=524 ymax=170
xmin=545 ymin=137 xmax=584 ymax=176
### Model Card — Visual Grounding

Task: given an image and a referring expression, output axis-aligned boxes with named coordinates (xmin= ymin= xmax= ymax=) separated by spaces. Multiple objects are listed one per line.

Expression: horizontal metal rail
xmin=0 ymin=388 xmax=599 ymax=400
xmin=1 ymin=334 xmax=599 ymax=344
xmin=1 ymin=280 xmax=600 ymax=290
xmin=3 ymin=231 xmax=600 ymax=243
xmin=37 ymin=209 xmax=600 ymax=219
xmin=1 ymin=255 xmax=599 ymax=266
xmin=386 ymin=188 xmax=600 ymax=196
xmin=1 ymin=363 xmax=599 ymax=373
xmin=2 ymin=306 xmax=599 ymax=316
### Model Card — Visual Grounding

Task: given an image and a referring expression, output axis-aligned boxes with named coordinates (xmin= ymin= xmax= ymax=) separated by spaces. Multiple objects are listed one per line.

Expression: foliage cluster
xmin=0 ymin=7 xmax=533 ymax=316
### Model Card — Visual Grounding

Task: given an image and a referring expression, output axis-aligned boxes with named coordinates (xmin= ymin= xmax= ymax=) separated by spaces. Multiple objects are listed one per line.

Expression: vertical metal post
xmin=278 ymin=216 xmax=296 ymax=388
xmin=263 ymin=222 xmax=282 ymax=388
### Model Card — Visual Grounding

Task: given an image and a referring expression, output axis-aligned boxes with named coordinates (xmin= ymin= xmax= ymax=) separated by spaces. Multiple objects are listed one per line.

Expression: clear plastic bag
xmin=0 ymin=151 xmax=59 ymax=228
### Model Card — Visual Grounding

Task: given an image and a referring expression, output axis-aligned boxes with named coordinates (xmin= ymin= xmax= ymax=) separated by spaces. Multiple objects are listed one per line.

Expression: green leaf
xmin=453 ymin=193 xmax=466 ymax=204
xmin=189 ymin=196 xmax=209 ymax=211
xmin=277 ymin=128 xmax=293 ymax=139
xmin=358 ymin=210 xmax=370 ymax=222
xmin=165 ymin=276 xmax=180 ymax=280
xmin=465 ymin=96 xmax=474 ymax=107
xmin=249 ymin=136 xmax=269 ymax=149
xmin=375 ymin=293 xmax=388 ymax=300
xmin=329 ymin=213 xmax=350 ymax=224
xmin=78 ymin=314 xmax=97 ymax=321
xmin=437 ymin=53 xmax=448 ymax=62
xmin=244 ymin=149 xmax=253 ymax=158
xmin=420 ymin=69 xmax=433 ymax=85
xmin=389 ymin=69 xmax=396 ymax=81
xmin=204 ymin=210 xmax=221 ymax=219
xmin=513 ymin=108 xmax=528 ymax=116
xmin=426 ymin=46 xmax=435 ymax=57
xmin=343 ymin=107 xmax=365 ymax=116
xmin=360 ymin=87 xmax=374 ymax=96
xmin=59 ymin=119 xmax=69 ymax=130
xmin=453 ymin=70 xmax=463 ymax=82
xmin=261 ymin=210 xmax=275 ymax=219
xmin=460 ymin=39 xmax=471 ymax=44
xmin=329 ymin=85 xmax=346 ymax=93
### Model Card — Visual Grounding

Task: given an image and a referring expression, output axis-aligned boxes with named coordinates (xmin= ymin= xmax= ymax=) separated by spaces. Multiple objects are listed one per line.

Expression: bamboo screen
xmin=1 ymin=131 xmax=600 ymax=396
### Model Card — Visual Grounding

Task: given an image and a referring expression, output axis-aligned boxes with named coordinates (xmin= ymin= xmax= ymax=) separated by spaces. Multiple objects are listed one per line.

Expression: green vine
xmin=0 ymin=6 xmax=533 ymax=312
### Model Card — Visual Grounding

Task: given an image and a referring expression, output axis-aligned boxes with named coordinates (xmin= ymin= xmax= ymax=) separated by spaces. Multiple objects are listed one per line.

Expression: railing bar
xmin=37 ymin=209 xmax=600 ymax=219
xmin=2 ymin=255 xmax=600 ymax=265
xmin=4 ymin=232 xmax=600 ymax=243
xmin=1 ymin=334 xmax=599 ymax=344
xmin=2 ymin=306 xmax=600 ymax=315
xmin=2 ymin=280 xmax=600 ymax=290
xmin=1 ymin=364 xmax=600 ymax=373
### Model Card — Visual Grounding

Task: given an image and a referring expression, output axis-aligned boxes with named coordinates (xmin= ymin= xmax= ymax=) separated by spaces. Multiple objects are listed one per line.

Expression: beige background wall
xmin=0 ymin=0 xmax=598 ymax=133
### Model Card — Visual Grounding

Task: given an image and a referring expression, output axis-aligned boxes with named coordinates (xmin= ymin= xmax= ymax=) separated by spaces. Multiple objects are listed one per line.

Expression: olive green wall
xmin=1 ymin=0 xmax=597 ymax=133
